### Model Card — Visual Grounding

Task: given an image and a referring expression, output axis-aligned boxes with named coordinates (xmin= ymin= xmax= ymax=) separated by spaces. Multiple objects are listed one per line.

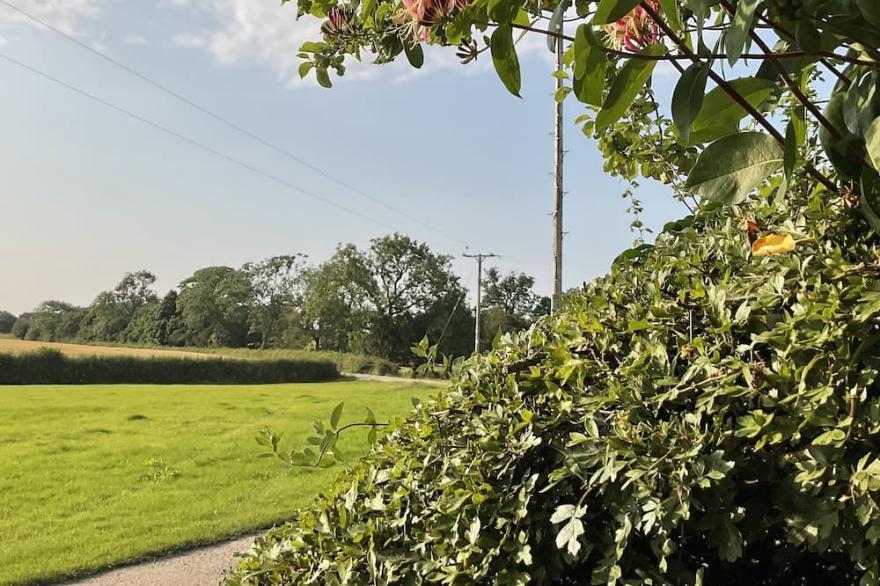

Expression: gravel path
xmin=61 ymin=535 xmax=255 ymax=586
xmin=344 ymin=373 xmax=447 ymax=385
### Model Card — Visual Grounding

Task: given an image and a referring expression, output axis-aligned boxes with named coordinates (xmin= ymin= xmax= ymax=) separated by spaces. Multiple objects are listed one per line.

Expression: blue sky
xmin=0 ymin=0 xmax=685 ymax=316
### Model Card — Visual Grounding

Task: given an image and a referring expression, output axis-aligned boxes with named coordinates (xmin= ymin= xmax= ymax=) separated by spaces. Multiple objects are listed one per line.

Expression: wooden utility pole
xmin=463 ymin=252 xmax=498 ymax=353
xmin=551 ymin=26 xmax=565 ymax=313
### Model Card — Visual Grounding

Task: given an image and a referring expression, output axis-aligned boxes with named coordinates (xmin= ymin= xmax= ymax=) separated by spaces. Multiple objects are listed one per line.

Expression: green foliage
xmin=0 ymin=348 xmax=338 ymax=385
xmin=0 ymin=310 xmax=17 ymax=334
xmin=684 ymin=132 xmax=784 ymax=204
xmin=230 ymin=186 xmax=880 ymax=584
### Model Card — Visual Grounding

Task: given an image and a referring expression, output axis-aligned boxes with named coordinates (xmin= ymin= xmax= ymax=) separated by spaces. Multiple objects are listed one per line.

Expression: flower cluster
xmin=321 ymin=7 xmax=356 ymax=39
xmin=605 ymin=0 xmax=661 ymax=52
xmin=397 ymin=0 xmax=468 ymax=41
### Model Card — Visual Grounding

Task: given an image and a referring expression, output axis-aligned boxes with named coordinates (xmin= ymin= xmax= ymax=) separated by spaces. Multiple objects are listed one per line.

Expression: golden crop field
xmin=0 ymin=337 xmax=214 ymax=359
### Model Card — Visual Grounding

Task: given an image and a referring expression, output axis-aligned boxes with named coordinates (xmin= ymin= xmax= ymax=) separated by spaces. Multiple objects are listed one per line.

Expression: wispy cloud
xmin=0 ymin=0 xmax=100 ymax=35
xmin=169 ymin=0 xmax=555 ymax=88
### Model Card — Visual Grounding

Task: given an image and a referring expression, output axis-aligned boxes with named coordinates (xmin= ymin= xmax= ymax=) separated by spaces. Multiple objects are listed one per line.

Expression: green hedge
xmin=0 ymin=349 xmax=339 ymax=385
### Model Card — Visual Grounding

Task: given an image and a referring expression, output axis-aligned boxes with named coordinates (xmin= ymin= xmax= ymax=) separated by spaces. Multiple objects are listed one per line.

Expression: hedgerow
xmin=0 ymin=349 xmax=339 ymax=384
xmin=228 ymin=186 xmax=880 ymax=585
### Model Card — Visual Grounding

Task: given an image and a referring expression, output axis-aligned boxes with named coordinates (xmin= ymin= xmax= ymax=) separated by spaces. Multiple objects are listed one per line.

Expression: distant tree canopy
xmin=9 ymin=234 xmax=547 ymax=364
xmin=479 ymin=268 xmax=551 ymax=348
xmin=0 ymin=310 xmax=16 ymax=334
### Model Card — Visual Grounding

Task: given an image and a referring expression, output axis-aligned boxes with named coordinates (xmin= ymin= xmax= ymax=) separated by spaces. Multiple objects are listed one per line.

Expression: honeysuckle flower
xmin=605 ymin=0 xmax=661 ymax=52
xmin=322 ymin=7 xmax=355 ymax=37
xmin=396 ymin=0 xmax=469 ymax=42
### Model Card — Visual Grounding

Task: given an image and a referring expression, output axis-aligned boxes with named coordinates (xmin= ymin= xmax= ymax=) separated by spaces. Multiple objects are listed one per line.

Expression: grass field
xmin=0 ymin=337 xmax=399 ymax=375
xmin=0 ymin=381 xmax=431 ymax=585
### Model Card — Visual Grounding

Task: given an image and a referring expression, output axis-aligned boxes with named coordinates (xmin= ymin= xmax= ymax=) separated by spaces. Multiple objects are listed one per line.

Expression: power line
xmin=0 ymin=0 xmax=467 ymax=247
xmin=0 ymin=51 xmax=400 ymax=231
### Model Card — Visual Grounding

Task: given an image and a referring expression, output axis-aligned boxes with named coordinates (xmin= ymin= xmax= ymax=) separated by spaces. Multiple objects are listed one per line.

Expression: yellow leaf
xmin=751 ymin=233 xmax=795 ymax=257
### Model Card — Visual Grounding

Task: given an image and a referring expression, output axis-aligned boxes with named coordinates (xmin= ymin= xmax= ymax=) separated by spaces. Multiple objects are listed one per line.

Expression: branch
xmin=637 ymin=1 xmax=839 ymax=194
xmin=718 ymin=0 xmax=866 ymax=171
xmin=752 ymin=11 xmax=851 ymax=87
xmin=506 ymin=22 xmax=879 ymax=67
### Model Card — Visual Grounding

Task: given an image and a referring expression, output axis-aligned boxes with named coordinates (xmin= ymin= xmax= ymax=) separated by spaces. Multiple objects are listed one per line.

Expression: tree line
xmin=2 ymin=234 xmax=549 ymax=364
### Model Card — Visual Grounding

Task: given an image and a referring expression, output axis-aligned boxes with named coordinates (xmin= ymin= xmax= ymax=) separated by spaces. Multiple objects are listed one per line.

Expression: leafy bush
xmin=229 ymin=189 xmax=880 ymax=585
xmin=0 ymin=349 xmax=338 ymax=384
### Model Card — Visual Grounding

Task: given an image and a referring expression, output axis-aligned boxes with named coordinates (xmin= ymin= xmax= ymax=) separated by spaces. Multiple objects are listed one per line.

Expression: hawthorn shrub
xmin=0 ymin=349 xmax=339 ymax=384
xmin=228 ymin=188 xmax=880 ymax=585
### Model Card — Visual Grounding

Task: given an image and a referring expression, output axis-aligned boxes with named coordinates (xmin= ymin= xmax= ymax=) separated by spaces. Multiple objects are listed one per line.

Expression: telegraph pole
xmin=463 ymin=252 xmax=498 ymax=353
xmin=551 ymin=25 xmax=565 ymax=313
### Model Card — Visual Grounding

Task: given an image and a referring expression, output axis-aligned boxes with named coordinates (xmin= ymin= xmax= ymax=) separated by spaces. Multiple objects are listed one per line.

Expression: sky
xmin=0 ymin=0 xmax=686 ymax=316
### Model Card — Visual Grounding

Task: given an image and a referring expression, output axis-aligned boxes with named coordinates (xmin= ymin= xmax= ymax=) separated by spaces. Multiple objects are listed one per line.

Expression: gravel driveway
xmin=60 ymin=535 xmax=255 ymax=586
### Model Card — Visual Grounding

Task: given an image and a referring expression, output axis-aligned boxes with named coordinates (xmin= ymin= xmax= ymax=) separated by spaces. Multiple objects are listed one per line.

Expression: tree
xmin=80 ymin=291 xmax=130 ymax=342
xmin=0 ymin=311 xmax=16 ymax=334
xmin=360 ymin=234 xmax=469 ymax=361
xmin=243 ymin=254 xmax=308 ymax=348
xmin=11 ymin=313 xmax=31 ymax=339
xmin=113 ymin=271 xmax=158 ymax=321
xmin=479 ymin=268 xmax=549 ymax=347
xmin=25 ymin=301 xmax=84 ymax=342
xmin=301 ymin=249 xmax=371 ymax=351
xmin=176 ymin=267 xmax=251 ymax=347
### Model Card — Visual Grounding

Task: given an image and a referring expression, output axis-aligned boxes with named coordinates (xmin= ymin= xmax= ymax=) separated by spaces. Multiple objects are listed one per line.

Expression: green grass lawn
xmin=0 ymin=381 xmax=432 ymax=585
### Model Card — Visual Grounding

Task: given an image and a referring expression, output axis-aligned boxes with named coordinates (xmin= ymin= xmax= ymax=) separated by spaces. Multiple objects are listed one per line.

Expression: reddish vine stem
xmin=637 ymin=1 xmax=839 ymax=193
xmin=718 ymin=0 xmax=866 ymax=169
xmin=506 ymin=22 xmax=878 ymax=66
xmin=752 ymin=11 xmax=851 ymax=88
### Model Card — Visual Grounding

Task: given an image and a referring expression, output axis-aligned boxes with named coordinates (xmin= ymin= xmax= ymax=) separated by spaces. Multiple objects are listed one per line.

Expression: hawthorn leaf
xmin=672 ymin=62 xmax=709 ymax=145
xmin=330 ymin=402 xmax=344 ymax=430
xmin=491 ymin=25 xmax=522 ymax=97
xmin=684 ymin=132 xmax=783 ymax=204
xmin=865 ymin=117 xmax=880 ymax=171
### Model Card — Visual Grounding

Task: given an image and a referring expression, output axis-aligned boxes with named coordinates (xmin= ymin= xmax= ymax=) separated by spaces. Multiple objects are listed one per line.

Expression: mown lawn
xmin=0 ymin=381 xmax=432 ymax=585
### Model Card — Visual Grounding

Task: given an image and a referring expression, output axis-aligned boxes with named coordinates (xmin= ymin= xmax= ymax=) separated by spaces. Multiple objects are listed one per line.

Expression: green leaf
xmin=595 ymin=44 xmax=665 ymax=132
xmin=572 ymin=24 xmax=608 ymax=106
xmin=688 ymin=78 xmax=776 ymax=145
xmin=315 ymin=67 xmax=332 ymax=88
xmin=330 ymin=402 xmax=344 ymax=430
xmin=725 ymin=0 xmax=758 ymax=66
xmin=658 ymin=0 xmax=681 ymax=32
xmin=360 ymin=0 xmax=377 ymax=17
xmin=857 ymin=0 xmax=880 ymax=26
xmin=488 ymin=0 xmax=519 ymax=22
xmin=684 ymin=132 xmax=784 ymax=205
xmin=490 ymin=25 xmax=521 ymax=97
xmin=591 ymin=0 xmax=640 ymax=25
xmin=795 ymin=20 xmax=821 ymax=52
xmin=403 ymin=41 xmax=424 ymax=69
xmin=860 ymin=169 xmax=880 ymax=233
xmin=784 ymin=120 xmax=797 ymax=185
xmin=546 ymin=0 xmax=572 ymax=52
xmin=866 ymin=117 xmax=880 ymax=172
xmin=672 ymin=62 xmax=709 ymax=145
xmin=812 ymin=428 xmax=846 ymax=446
xmin=551 ymin=505 xmax=586 ymax=556
xmin=298 ymin=62 xmax=314 ymax=79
